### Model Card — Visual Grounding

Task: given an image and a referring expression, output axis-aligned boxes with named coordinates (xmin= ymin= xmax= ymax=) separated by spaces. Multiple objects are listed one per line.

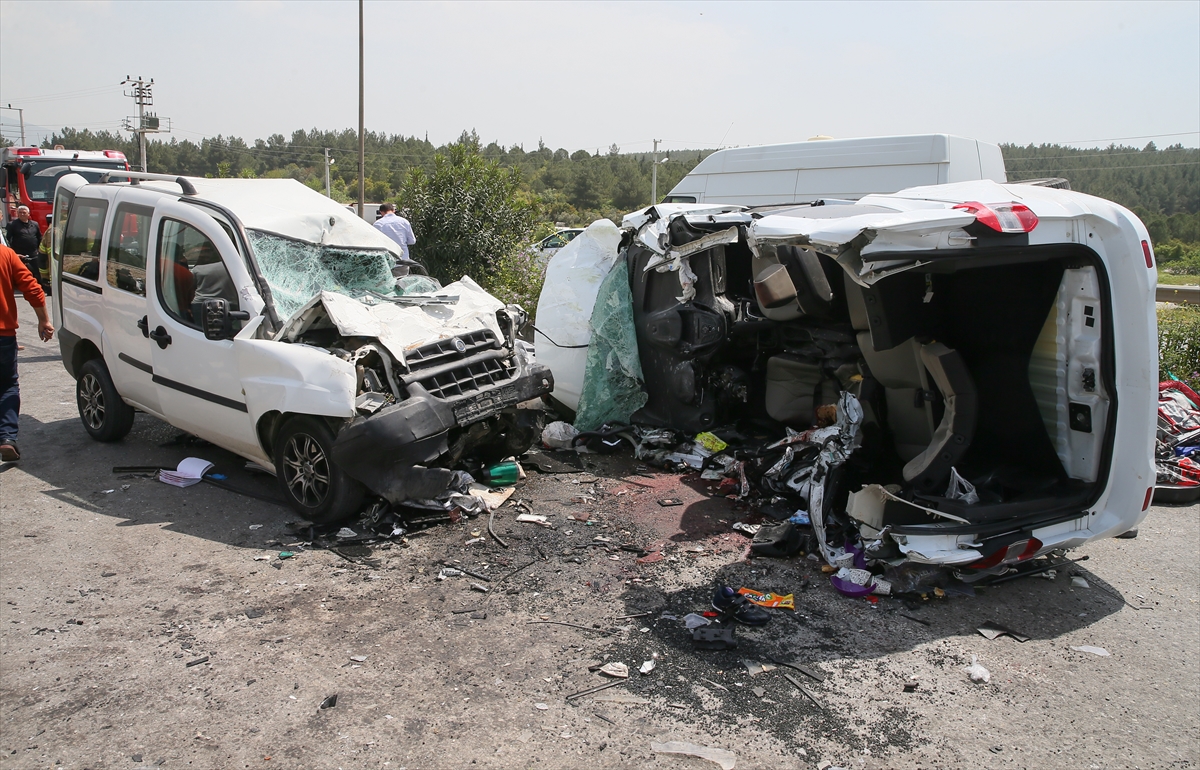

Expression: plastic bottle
xmin=481 ymin=461 xmax=519 ymax=486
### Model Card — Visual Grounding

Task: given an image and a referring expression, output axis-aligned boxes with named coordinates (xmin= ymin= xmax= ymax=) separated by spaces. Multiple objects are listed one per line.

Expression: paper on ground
xmin=159 ymin=457 xmax=214 ymax=488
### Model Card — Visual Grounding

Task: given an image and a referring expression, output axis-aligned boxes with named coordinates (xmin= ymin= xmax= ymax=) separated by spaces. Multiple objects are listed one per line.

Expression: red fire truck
xmin=2 ymin=146 xmax=130 ymax=228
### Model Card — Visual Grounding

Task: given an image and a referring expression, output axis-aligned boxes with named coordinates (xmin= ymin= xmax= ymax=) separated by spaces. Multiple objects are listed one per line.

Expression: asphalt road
xmin=1 ymin=299 xmax=1197 ymax=770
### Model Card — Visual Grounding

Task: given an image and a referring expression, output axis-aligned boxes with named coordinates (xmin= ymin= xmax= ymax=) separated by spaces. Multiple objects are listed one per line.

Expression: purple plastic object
xmin=830 ymin=575 xmax=876 ymax=597
xmin=843 ymin=540 xmax=869 ymax=570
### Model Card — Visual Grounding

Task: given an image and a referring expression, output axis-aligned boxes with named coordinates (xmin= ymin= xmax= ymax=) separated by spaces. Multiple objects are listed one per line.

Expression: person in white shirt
xmin=373 ymin=203 xmax=416 ymax=262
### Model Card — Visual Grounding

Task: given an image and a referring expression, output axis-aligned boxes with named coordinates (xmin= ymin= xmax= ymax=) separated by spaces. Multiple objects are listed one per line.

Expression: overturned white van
xmin=538 ymin=179 xmax=1158 ymax=574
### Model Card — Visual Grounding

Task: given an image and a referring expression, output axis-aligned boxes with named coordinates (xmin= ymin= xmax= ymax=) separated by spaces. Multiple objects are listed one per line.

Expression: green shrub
xmin=1155 ymin=239 xmax=1200 ymax=275
xmin=400 ymin=141 xmax=545 ymax=313
xmin=1159 ymin=304 xmax=1200 ymax=392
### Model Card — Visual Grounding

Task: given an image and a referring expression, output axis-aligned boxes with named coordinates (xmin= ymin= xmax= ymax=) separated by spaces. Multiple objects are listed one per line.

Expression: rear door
xmin=57 ymin=194 xmax=109 ymax=354
xmin=144 ymin=199 xmax=259 ymax=457
xmin=100 ymin=195 xmax=160 ymax=414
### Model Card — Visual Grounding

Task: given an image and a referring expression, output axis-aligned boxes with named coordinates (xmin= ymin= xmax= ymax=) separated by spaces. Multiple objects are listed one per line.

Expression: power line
xmin=1054 ymin=130 xmax=1199 ymax=145
xmin=1009 ymin=160 xmax=1199 ymax=174
xmin=0 ymin=84 xmax=125 ymax=105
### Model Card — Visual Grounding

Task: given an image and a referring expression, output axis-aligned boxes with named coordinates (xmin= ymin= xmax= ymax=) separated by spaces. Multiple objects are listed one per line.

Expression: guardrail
xmin=1157 ymin=285 xmax=1199 ymax=305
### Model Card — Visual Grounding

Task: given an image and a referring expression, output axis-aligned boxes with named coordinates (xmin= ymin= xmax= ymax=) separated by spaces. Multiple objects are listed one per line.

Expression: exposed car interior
xmin=623 ymin=205 xmax=1114 ymax=535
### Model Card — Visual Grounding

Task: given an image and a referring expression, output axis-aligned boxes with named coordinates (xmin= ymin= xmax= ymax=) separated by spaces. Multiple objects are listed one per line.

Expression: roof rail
xmin=96 ymin=169 xmax=198 ymax=196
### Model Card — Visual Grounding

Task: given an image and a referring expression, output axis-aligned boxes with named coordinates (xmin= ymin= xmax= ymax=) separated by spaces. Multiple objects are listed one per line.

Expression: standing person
xmin=5 ymin=205 xmax=42 ymax=276
xmin=37 ymin=214 xmax=53 ymax=293
xmin=373 ymin=203 xmax=416 ymax=262
xmin=1 ymin=244 xmax=55 ymax=462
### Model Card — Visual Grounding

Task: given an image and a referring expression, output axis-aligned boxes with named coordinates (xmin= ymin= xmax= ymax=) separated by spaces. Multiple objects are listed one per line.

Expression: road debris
xmin=319 ymin=694 xmax=338 ymax=709
xmin=964 ymin=655 xmax=991 ymax=683
xmin=185 ymin=656 xmax=209 ymax=668
xmin=782 ymin=672 xmax=823 ymax=705
xmin=651 ymin=740 xmax=737 ymax=770
xmin=1070 ymin=645 xmax=1111 ymax=657
xmin=977 ymin=621 xmax=1030 ymax=642
xmin=599 ymin=662 xmax=629 ymax=678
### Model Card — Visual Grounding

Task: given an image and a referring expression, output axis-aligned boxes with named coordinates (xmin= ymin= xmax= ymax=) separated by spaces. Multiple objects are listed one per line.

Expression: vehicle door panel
xmin=145 ymin=200 xmax=259 ymax=458
xmin=101 ymin=198 xmax=161 ymax=414
xmin=49 ymin=174 xmax=87 ymax=332
xmin=57 ymin=196 xmax=109 ymax=357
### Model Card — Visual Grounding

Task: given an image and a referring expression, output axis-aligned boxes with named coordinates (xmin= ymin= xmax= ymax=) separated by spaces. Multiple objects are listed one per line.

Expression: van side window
xmin=61 ymin=198 xmax=109 ymax=281
xmin=51 ymin=189 xmax=73 ymax=266
xmin=157 ymin=219 xmax=239 ymax=329
xmin=106 ymin=204 xmax=152 ymax=296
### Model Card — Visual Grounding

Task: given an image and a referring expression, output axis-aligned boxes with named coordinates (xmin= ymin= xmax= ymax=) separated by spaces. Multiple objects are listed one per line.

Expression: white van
xmin=51 ymin=171 xmax=551 ymax=522
xmin=664 ymin=134 xmax=1006 ymax=206
xmin=538 ymin=180 xmax=1158 ymax=571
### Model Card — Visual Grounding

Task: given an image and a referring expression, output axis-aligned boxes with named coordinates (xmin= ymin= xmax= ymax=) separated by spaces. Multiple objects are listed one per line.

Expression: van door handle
xmin=137 ymin=316 xmax=149 ymax=338
xmin=149 ymin=326 xmax=172 ymax=349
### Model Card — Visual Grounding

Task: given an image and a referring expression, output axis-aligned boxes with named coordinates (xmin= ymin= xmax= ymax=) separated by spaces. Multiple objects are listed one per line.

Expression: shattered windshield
xmin=248 ymin=230 xmax=401 ymax=319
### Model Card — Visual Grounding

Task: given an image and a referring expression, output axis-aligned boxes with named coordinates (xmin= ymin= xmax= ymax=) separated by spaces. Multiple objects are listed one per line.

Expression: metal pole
xmin=651 ymin=138 xmax=660 ymax=204
xmin=324 ymin=148 xmax=332 ymax=197
xmin=138 ymin=94 xmax=147 ymax=172
xmin=357 ymin=0 xmax=365 ymax=218
xmin=2 ymin=105 xmax=26 ymax=145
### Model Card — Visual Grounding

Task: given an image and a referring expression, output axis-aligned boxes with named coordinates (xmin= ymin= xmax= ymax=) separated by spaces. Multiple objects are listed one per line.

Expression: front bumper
xmin=331 ymin=362 xmax=553 ymax=502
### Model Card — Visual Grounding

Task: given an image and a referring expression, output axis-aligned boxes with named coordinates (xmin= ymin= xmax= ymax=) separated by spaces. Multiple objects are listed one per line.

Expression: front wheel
xmin=273 ymin=416 xmax=365 ymax=525
xmin=76 ymin=359 xmax=135 ymax=442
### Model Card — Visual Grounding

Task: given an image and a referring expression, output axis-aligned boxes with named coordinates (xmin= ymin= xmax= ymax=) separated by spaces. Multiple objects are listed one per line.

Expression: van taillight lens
xmin=1141 ymin=240 xmax=1154 ymax=269
xmin=953 ymin=201 xmax=1039 ymax=233
xmin=103 ymin=150 xmax=126 ymax=160
xmin=1143 ymin=487 xmax=1153 ymax=511
xmin=13 ymin=147 xmax=41 ymax=156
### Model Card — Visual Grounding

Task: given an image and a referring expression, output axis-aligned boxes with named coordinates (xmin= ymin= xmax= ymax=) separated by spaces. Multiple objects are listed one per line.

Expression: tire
xmin=273 ymin=416 xmax=365 ymax=525
xmin=76 ymin=359 xmax=135 ymax=442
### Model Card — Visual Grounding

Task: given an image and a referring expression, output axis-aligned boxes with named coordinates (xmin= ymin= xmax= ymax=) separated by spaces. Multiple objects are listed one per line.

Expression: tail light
xmin=1141 ymin=240 xmax=1154 ymax=269
xmin=103 ymin=150 xmax=126 ymax=160
xmin=12 ymin=147 xmax=41 ymax=156
xmin=953 ymin=201 xmax=1039 ymax=233
xmin=1142 ymin=487 xmax=1153 ymax=511
xmin=966 ymin=537 xmax=1043 ymax=569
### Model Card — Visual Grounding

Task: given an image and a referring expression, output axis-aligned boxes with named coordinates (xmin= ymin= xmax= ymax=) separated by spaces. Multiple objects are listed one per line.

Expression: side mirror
xmin=199 ymin=298 xmax=251 ymax=340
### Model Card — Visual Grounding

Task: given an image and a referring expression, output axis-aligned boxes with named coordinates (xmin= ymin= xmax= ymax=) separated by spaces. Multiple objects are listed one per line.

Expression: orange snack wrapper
xmin=737 ymin=587 xmax=795 ymax=610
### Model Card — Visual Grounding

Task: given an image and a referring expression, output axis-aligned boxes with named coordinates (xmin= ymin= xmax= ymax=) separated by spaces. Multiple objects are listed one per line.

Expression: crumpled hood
xmin=277 ymin=276 xmax=505 ymax=363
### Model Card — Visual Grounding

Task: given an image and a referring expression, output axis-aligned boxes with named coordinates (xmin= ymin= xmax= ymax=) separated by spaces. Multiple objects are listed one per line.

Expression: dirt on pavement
xmin=1 ymin=301 xmax=1198 ymax=770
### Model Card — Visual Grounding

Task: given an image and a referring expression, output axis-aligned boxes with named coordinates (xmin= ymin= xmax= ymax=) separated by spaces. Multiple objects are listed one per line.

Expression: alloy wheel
xmin=282 ymin=433 xmax=330 ymax=507
xmin=79 ymin=373 xmax=106 ymax=430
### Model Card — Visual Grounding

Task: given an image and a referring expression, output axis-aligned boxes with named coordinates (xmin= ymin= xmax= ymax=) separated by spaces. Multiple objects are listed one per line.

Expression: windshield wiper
xmin=361 ymin=290 xmax=460 ymax=306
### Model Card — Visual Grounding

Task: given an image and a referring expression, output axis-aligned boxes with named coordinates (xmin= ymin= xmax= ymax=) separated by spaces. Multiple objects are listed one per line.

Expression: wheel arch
xmin=256 ymin=410 xmax=347 ymax=459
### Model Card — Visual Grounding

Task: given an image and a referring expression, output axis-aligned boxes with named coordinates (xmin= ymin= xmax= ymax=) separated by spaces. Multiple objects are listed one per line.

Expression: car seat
xmin=902 ymin=342 xmax=978 ymax=493
xmin=752 ymin=245 xmax=833 ymax=321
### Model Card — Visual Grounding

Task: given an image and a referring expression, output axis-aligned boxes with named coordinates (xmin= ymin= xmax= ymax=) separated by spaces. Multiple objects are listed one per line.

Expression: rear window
xmin=61 ymin=198 xmax=109 ymax=281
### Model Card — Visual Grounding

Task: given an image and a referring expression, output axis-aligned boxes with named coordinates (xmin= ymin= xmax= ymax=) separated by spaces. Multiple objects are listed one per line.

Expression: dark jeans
xmin=0 ymin=335 xmax=17 ymax=443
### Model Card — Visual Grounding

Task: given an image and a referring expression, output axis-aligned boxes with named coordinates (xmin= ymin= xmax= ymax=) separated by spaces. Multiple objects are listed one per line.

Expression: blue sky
xmin=1 ymin=0 xmax=1197 ymax=152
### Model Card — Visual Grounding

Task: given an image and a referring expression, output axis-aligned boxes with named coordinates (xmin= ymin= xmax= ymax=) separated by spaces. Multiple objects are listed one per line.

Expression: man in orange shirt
xmin=1 ymin=244 xmax=55 ymax=462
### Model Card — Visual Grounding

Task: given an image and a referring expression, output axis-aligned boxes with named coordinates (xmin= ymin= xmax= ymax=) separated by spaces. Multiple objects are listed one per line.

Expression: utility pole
xmin=121 ymin=77 xmax=169 ymax=172
xmin=1 ymin=105 xmax=25 ymax=145
xmin=357 ymin=0 xmax=365 ymax=218
xmin=324 ymin=148 xmax=335 ymax=197
xmin=651 ymin=139 xmax=669 ymax=205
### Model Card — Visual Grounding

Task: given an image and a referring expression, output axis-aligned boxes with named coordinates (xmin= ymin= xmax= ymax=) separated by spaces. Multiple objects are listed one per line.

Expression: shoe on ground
xmin=0 ymin=441 xmax=19 ymax=463
xmin=711 ymin=585 xmax=771 ymax=626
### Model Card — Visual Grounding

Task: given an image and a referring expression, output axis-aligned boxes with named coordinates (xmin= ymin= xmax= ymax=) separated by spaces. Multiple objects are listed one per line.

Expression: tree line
xmin=7 ymin=128 xmax=1196 ymax=287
